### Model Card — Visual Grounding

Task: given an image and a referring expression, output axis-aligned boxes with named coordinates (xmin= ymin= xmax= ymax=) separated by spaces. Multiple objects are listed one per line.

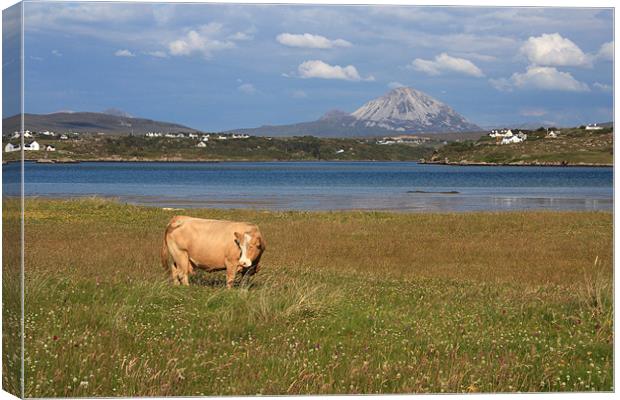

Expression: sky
xmin=6 ymin=2 xmax=615 ymax=131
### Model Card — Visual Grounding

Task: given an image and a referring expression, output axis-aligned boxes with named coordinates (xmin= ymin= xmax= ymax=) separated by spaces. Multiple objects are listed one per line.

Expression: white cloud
xmin=145 ymin=50 xmax=168 ymax=58
xmin=520 ymin=33 xmax=590 ymax=67
xmin=596 ymin=41 xmax=613 ymax=61
xmin=51 ymin=49 xmax=62 ymax=57
xmin=229 ymin=31 xmax=253 ymax=41
xmin=168 ymin=23 xmax=235 ymax=58
xmin=277 ymin=33 xmax=351 ymax=49
xmin=114 ymin=49 xmax=135 ymax=57
xmin=411 ymin=53 xmax=484 ymax=77
xmin=297 ymin=60 xmax=371 ymax=81
xmin=494 ymin=66 xmax=589 ymax=92
xmin=237 ymin=83 xmax=256 ymax=94
xmin=593 ymin=82 xmax=612 ymax=92
xmin=387 ymin=81 xmax=405 ymax=89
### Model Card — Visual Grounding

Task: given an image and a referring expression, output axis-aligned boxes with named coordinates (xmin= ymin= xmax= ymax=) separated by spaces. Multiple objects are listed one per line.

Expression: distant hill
xmin=230 ymin=87 xmax=481 ymax=138
xmin=2 ymin=111 xmax=200 ymax=135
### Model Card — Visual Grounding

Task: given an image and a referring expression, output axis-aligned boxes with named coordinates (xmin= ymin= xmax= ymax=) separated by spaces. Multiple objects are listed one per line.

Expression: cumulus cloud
xmin=520 ymin=33 xmax=590 ymax=67
xmin=596 ymin=41 xmax=613 ymax=61
xmin=410 ymin=53 xmax=484 ymax=77
xmin=114 ymin=49 xmax=135 ymax=57
xmin=297 ymin=60 xmax=372 ymax=81
xmin=493 ymin=66 xmax=589 ymax=92
xmin=168 ymin=23 xmax=235 ymax=58
xmin=237 ymin=83 xmax=256 ymax=94
xmin=277 ymin=33 xmax=352 ymax=49
xmin=593 ymin=82 xmax=612 ymax=92
xmin=51 ymin=49 xmax=62 ymax=57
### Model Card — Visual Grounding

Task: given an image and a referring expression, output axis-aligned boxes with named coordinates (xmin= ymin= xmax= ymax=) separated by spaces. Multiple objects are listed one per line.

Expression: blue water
xmin=2 ymin=161 xmax=613 ymax=212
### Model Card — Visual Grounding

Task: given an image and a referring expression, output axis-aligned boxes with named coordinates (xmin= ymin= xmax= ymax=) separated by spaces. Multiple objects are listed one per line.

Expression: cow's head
xmin=234 ymin=231 xmax=265 ymax=270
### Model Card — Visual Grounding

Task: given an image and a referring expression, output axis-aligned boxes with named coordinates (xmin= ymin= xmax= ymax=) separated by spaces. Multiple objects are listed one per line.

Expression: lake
xmin=2 ymin=161 xmax=613 ymax=212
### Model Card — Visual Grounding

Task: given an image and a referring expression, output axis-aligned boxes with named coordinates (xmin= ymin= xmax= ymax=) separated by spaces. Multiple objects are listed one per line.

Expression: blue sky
xmin=13 ymin=2 xmax=615 ymax=131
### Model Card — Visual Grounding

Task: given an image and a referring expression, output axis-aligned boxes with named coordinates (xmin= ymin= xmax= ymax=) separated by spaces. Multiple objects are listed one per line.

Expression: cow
xmin=161 ymin=216 xmax=266 ymax=288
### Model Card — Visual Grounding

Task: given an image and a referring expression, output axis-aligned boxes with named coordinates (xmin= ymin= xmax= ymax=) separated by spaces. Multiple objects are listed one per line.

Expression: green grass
xmin=2 ymin=198 xmax=613 ymax=396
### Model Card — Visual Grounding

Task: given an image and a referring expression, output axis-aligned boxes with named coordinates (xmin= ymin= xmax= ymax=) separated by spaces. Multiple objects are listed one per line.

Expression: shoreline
xmin=12 ymin=194 xmax=613 ymax=214
xmin=419 ymin=160 xmax=613 ymax=168
xmin=1 ymin=157 xmax=614 ymax=167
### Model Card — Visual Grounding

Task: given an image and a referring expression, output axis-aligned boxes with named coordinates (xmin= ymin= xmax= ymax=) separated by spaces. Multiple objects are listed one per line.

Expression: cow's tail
xmin=161 ymin=215 xmax=185 ymax=272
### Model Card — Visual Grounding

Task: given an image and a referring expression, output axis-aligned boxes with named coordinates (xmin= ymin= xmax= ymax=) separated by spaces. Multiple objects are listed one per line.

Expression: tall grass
xmin=3 ymin=198 xmax=613 ymax=395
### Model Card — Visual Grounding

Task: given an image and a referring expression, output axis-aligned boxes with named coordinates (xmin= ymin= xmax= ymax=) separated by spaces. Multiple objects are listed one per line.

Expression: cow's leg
xmin=177 ymin=253 xmax=191 ymax=286
xmin=170 ymin=263 xmax=181 ymax=286
xmin=170 ymin=247 xmax=191 ymax=286
xmin=225 ymin=259 xmax=237 ymax=289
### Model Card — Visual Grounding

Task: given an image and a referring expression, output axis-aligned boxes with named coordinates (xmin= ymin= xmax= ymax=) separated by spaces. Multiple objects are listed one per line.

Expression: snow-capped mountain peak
xmin=349 ymin=87 xmax=479 ymax=133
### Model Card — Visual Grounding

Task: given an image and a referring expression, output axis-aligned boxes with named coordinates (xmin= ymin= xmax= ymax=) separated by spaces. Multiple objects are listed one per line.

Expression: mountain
xmin=2 ymin=112 xmax=199 ymax=135
xmin=231 ymin=87 xmax=480 ymax=137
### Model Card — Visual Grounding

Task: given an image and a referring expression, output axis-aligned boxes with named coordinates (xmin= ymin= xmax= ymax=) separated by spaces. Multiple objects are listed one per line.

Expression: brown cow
xmin=161 ymin=216 xmax=265 ymax=288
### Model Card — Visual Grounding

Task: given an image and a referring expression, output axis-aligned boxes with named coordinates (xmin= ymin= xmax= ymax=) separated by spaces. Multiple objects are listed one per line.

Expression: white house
xmin=201 ymin=136 xmax=209 ymax=142
xmin=4 ymin=143 xmax=20 ymax=152
xmin=60 ymin=134 xmax=69 ymax=140
xmin=585 ymin=124 xmax=603 ymax=130
xmin=164 ymin=133 xmax=176 ymax=138
xmin=501 ymin=135 xmax=524 ymax=145
xmin=23 ymin=131 xmax=33 ymax=138
xmin=188 ymin=133 xmax=198 ymax=138
xmin=46 ymin=145 xmax=56 ymax=151
xmin=547 ymin=130 xmax=559 ymax=138
xmin=176 ymin=133 xmax=186 ymax=138
xmin=196 ymin=141 xmax=207 ymax=148
xmin=24 ymin=141 xmax=40 ymax=151
xmin=11 ymin=132 xmax=20 ymax=139
xmin=335 ymin=149 xmax=345 ymax=154
xmin=231 ymin=133 xmax=250 ymax=139
xmin=217 ymin=135 xmax=228 ymax=140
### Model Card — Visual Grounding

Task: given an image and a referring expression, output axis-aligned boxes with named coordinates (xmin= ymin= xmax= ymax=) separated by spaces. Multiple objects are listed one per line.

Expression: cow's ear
xmin=234 ymin=231 xmax=243 ymax=245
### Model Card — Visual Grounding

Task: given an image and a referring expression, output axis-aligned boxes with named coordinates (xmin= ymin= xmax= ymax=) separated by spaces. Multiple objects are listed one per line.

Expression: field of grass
xmin=2 ymin=134 xmax=435 ymax=163
xmin=2 ymin=198 xmax=613 ymax=396
xmin=429 ymin=127 xmax=613 ymax=165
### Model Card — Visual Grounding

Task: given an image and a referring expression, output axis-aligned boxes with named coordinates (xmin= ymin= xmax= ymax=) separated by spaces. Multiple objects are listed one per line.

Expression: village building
xmin=501 ymin=135 xmax=524 ymax=145
xmin=4 ymin=143 xmax=20 ymax=152
xmin=24 ymin=141 xmax=40 ymax=151
xmin=585 ymin=124 xmax=603 ymax=130
xmin=196 ymin=141 xmax=207 ymax=148
xmin=46 ymin=145 xmax=56 ymax=152
xmin=60 ymin=134 xmax=69 ymax=140
xmin=547 ymin=130 xmax=559 ymax=138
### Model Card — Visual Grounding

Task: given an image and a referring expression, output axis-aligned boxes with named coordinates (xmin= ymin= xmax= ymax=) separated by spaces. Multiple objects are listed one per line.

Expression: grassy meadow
xmin=430 ymin=127 xmax=613 ymax=165
xmin=2 ymin=198 xmax=613 ymax=396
